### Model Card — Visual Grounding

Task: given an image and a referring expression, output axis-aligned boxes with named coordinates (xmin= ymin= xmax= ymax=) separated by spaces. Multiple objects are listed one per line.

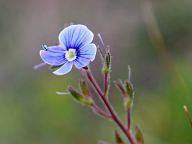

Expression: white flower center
xmin=65 ymin=49 xmax=76 ymax=61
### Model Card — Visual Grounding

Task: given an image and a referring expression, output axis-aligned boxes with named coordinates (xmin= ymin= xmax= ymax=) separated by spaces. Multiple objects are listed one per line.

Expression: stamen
xmin=42 ymin=44 xmax=48 ymax=51
xmin=65 ymin=49 xmax=77 ymax=61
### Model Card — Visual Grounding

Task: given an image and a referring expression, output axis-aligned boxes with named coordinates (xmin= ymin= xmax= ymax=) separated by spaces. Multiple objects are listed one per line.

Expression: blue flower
xmin=40 ymin=24 xmax=97 ymax=75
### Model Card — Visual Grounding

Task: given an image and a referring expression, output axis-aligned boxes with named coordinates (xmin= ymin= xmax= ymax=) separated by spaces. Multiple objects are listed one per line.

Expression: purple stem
xmin=91 ymin=103 xmax=112 ymax=119
xmin=127 ymin=107 xmax=131 ymax=130
xmin=83 ymin=69 xmax=137 ymax=144
xmin=104 ymin=73 xmax=109 ymax=96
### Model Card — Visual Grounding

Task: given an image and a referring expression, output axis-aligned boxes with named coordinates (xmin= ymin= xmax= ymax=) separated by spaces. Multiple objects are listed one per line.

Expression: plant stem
xmin=104 ymin=73 xmax=109 ymax=96
xmin=83 ymin=69 xmax=137 ymax=144
xmin=127 ymin=107 xmax=131 ymax=130
xmin=91 ymin=103 xmax=112 ymax=119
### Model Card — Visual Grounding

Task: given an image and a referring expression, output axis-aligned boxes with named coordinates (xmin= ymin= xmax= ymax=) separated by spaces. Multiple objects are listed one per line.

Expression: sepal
xmin=135 ymin=126 xmax=144 ymax=144
xmin=115 ymin=131 xmax=125 ymax=144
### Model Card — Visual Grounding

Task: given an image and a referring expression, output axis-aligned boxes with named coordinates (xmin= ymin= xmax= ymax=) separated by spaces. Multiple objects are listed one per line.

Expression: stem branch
xmin=91 ymin=103 xmax=112 ymax=119
xmin=82 ymin=69 xmax=136 ymax=144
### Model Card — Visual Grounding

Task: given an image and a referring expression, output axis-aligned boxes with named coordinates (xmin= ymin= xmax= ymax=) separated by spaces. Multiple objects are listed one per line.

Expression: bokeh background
xmin=0 ymin=0 xmax=192 ymax=143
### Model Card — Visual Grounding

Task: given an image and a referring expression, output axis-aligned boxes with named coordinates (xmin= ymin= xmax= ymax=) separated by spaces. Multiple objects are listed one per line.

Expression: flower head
xmin=40 ymin=24 xmax=97 ymax=75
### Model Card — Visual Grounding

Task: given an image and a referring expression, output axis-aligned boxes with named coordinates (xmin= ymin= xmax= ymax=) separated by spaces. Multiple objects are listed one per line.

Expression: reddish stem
xmin=91 ymin=103 xmax=112 ymax=119
xmin=83 ymin=69 xmax=137 ymax=144
xmin=127 ymin=107 xmax=131 ymax=130
xmin=104 ymin=73 xmax=109 ymax=96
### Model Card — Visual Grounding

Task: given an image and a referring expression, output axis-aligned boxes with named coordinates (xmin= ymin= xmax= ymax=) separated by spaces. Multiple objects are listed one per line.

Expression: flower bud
xmin=68 ymin=87 xmax=93 ymax=106
xmin=102 ymin=51 xmax=111 ymax=74
xmin=79 ymin=79 xmax=90 ymax=97
xmin=124 ymin=80 xmax=134 ymax=108
xmin=124 ymin=80 xmax=134 ymax=98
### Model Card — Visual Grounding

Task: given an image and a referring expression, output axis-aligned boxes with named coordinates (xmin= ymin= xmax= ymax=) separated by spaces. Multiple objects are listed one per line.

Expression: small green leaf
xmin=135 ymin=126 xmax=144 ymax=144
xmin=68 ymin=87 xmax=93 ymax=106
xmin=115 ymin=131 xmax=125 ymax=144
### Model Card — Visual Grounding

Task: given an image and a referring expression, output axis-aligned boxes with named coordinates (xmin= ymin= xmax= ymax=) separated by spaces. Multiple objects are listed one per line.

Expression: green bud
xmin=124 ymin=80 xmax=134 ymax=108
xmin=124 ymin=80 xmax=134 ymax=98
xmin=115 ymin=131 xmax=125 ymax=144
xmin=135 ymin=126 xmax=144 ymax=144
xmin=102 ymin=51 xmax=111 ymax=74
xmin=68 ymin=87 xmax=93 ymax=106
xmin=106 ymin=52 xmax=111 ymax=69
xmin=79 ymin=79 xmax=90 ymax=97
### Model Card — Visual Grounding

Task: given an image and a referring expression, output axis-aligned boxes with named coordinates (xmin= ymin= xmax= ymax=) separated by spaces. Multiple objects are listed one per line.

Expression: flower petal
xmin=59 ymin=25 xmax=94 ymax=50
xmin=74 ymin=44 xmax=97 ymax=69
xmin=78 ymin=44 xmax=97 ymax=61
xmin=74 ymin=57 xmax=90 ymax=69
xmin=45 ymin=45 xmax=67 ymax=52
xmin=40 ymin=46 xmax=66 ymax=66
xmin=53 ymin=62 xmax=73 ymax=75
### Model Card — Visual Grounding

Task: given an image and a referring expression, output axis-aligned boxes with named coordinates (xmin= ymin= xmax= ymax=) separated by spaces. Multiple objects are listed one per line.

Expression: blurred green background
xmin=0 ymin=0 xmax=192 ymax=143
